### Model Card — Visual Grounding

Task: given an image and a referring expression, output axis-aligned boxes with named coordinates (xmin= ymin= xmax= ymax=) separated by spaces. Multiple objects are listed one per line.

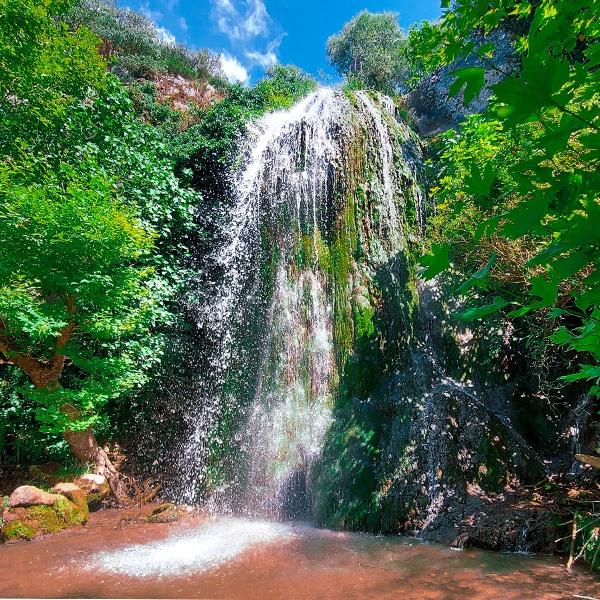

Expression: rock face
xmin=405 ymin=29 xmax=519 ymax=136
xmin=1 ymin=490 xmax=88 ymax=542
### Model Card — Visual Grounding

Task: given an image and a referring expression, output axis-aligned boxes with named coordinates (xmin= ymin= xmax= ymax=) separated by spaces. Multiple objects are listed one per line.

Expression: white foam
xmin=86 ymin=518 xmax=292 ymax=578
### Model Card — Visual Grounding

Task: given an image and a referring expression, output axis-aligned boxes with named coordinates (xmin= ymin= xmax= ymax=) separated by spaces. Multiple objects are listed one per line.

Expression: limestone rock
xmin=8 ymin=486 xmax=59 ymax=508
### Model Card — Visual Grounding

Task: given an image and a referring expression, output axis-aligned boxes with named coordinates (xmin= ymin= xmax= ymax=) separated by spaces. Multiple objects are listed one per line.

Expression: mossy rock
xmin=0 ymin=495 xmax=87 ymax=542
xmin=54 ymin=495 xmax=87 ymax=526
xmin=2 ymin=521 xmax=36 ymax=541
xmin=51 ymin=483 xmax=89 ymax=520
xmin=146 ymin=503 xmax=179 ymax=523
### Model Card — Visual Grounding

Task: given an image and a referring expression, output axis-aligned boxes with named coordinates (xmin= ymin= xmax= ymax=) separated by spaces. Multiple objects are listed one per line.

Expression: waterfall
xmin=171 ymin=87 xmax=425 ymax=519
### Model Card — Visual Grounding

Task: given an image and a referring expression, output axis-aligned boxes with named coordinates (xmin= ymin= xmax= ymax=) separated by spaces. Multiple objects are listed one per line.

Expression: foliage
xmin=573 ymin=511 xmax=600 ymax=574
xmin=415 ymin=0 xmax=600 ymax=394
xmin=0 ymin=0 xmax=198 ymax=456
xmin=0 ymin=0 xmax=108 ymax=157
xmin=402 ymin=20 xmax=445 ymax=89
xmin=327 ymin=11 xmax=407 ymax=94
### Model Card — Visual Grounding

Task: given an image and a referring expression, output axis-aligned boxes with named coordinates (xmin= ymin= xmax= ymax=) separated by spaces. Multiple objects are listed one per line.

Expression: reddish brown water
xmin=0 ymin=509 xmax=598 ymax=599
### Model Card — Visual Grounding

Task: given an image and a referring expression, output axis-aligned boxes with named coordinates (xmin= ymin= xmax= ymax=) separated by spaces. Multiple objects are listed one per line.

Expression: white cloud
xmin=140 ymin=1 xmax=163 ymax=22
xmin=212 ymin=0 xmax=271 ymax=41
xmin=220 ymin=53 xmax=249 ymax=83
xmin=156 ymin=25 xmax=176 ymax=45
xmin=178 ymin=16 xmax=188 ymax=31
xmin=245 ymin=36 xmax=281 ymax=69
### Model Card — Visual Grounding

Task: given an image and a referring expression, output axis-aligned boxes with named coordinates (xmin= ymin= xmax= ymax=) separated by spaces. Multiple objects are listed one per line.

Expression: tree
xmin=0 ymin=0 xmax=198 ymax=497
xmin=0 ymin=167 xmax=155 ymax=498
xmin=327 ymin=11 xmax=407 ymax=93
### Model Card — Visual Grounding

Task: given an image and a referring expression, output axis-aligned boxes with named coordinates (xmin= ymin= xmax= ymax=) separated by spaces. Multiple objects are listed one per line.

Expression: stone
xmin=1 ymin=495 xmax=87 ymax=542
xmin=53 ymin=495 xmax=87 ymax=527
xmin=51 ymin=483 xmax=89 ymax=518
xmin=8 ymin=486 xmax=59 ymax=508
xmin=146 ymin=503 xmax=179 ymax=524
xmin=73 ymin=474 xmax=110 ymax=508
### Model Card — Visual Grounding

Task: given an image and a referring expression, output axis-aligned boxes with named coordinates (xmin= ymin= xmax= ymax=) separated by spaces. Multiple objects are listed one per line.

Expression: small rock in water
xmin=146 ymin=503 xmax=180 ymax=523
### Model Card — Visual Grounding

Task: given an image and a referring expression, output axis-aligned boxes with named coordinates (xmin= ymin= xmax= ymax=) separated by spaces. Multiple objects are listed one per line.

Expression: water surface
xmin=0 ymin=510 xmax=598 ymax=599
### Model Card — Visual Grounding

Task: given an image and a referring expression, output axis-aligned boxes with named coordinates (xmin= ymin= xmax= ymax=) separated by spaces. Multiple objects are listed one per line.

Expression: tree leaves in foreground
xmin=0 ymin=0 xmax=198 ymax=484
xmin=416 ymin=0 xmax=600 ymax=395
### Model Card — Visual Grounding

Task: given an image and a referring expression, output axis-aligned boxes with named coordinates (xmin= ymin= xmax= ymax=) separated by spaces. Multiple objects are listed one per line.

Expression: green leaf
xmin=464 ymin=162 xmax=495 ymax=199
xmin=449 ymin=67 xmax=486 ymax=105
xmin=452 ymin=296 xmax=509 ymax=321
xmin=501 ymin=194 xmax=549 ymax=239
xmin=419 ymin=243 xmax=450 ymax=279
xmin=562 ymin=364 xmax=600 ymax=383
xmin=455 ymin=254 xmax=496 ymax=295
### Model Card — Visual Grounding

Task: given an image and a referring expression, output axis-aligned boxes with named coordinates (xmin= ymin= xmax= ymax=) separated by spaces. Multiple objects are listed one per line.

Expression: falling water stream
xmin=175 ymin=88 xmax=348 ymax=512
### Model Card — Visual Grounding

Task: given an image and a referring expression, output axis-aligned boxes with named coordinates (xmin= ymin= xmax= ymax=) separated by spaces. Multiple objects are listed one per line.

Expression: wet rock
xmin=74 ymin=474 xmax=110 ymax=509
xmin=376 ymin=379 xmax=545 ymax=537
xmin=8 ymin=485 xmax=60 ymax=508
xmin=146 ymin=503 xmax=179 ymax=523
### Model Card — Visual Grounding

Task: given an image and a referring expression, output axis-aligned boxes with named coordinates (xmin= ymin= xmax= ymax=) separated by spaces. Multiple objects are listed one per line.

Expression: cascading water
xmin=171 ymin=87 xmax=425 ymax=520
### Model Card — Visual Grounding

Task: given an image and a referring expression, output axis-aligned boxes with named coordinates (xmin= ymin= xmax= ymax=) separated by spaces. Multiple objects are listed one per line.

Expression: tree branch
xmin=0 ymin=295 xmax=77 ymax=387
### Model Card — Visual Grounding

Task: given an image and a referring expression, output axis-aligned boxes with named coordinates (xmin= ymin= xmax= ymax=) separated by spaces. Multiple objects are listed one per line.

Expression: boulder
xmin=73 ymin=474 xmax=110 ymax=509
xmin=8 ymin=485 xmax=59 ymax=508
xmin=51 ymin=483 xmax=89 ymax=518
xmin=146 ymin=503 xmax=179 ymax=523
xmin=1 ymin=494 xmax=87 ymax=542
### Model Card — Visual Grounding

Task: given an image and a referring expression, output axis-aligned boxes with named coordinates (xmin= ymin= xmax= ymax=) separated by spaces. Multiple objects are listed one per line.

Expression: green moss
xmin=295 ymin=231 xmax=331 ymax=272
xmin=57 ymin=495 xmax=88 ymax=524
xmin=3 ymin=521 xmax=36 ymax=541
xmin=26 ymin=505 xmax=63 ymax=533
xmin=329 ymin=193 xmax=360 ymax=369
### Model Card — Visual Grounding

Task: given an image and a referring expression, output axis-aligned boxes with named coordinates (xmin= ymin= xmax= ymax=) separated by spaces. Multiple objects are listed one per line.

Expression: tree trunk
xmin=62 ymin=424 xmax=128 ymax=503
xmin=36 ymin=378 xmax=128 ymax=504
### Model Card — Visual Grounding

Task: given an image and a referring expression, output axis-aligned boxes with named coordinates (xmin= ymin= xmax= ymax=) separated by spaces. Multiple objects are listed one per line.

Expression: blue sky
xmin=118 ymin=0 xmax=442 ymax=83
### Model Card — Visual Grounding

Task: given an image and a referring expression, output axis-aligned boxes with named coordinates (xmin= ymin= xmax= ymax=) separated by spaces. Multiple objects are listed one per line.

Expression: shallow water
xmin=0 ymin=510 xmax=598 ymax=599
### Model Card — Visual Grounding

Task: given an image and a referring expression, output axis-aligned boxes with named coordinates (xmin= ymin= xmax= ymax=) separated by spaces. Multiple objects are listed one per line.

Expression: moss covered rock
xmin=146 ymin=503 xmax=179 ymax=523
xmin=2 ymin=521 xmax=36 ymax=541
xmin=52 ymin=483 xmax=89 ymax=519
xmin=1 ymin=493 xmax=87 ymax=542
